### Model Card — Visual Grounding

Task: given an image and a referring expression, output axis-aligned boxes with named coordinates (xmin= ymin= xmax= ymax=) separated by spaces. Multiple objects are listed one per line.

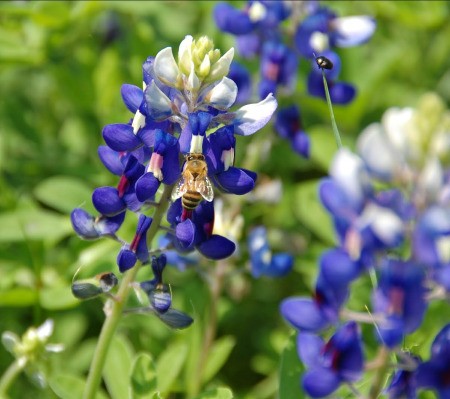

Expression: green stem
xmin=368 ymin=346 xmax=390 ymax=399
xmin=82 ymin=184 xmax=174 ymax=399
xmin=0 ymin=359 xmax=26 ymax=397
xmin=322 ymin=71 xmax=342 ymax=148
xmin=190 ymin=259 xmax=228 ymax=397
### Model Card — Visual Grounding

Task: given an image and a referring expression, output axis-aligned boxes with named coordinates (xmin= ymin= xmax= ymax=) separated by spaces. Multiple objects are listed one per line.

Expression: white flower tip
xmin=37 ymin=319 xmax=54 ymax=341
xmin=154 ymin=47 xmax=179 ymax=87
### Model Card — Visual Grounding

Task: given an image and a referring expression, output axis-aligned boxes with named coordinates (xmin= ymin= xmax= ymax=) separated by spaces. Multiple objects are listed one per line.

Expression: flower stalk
xmin=0 ymin=359 xmax=26 ymax=397
xmin=82 ymin=184 xmax=174 ymax=399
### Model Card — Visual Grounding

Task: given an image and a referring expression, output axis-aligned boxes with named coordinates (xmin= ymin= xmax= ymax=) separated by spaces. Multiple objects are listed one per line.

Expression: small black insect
xmin=315 ymin=55 xmax=333 ymax=70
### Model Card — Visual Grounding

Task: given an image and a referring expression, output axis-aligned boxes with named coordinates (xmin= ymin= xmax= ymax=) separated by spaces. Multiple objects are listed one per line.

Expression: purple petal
xmin=280 ymin=297 xmax=329 ymax=332
xmin=98 ymin=146 xmax=125 ymax=176
xmin=121 ymin=84 xmax=143 ymax=113
xmin=292 ymin=132 xmax=310 ymax=158
xmin=214 ymin=3 xmax=254 ymax=35
xmin=320 ymin=248 xmax=360 ymax=287
xmin=197 ymin=235 xmax=236 ymax=259
xmin=96 ymin=212 xmax=125 ymax=236
xmin=302 ymin=368 xmax=340 ymax=398
xmin=176 ymin=219 xmax=196 ymax=249
xmin=135 ymin=172 xmax=160 ymax=202
xmin=92 ymin=187 xmax=126 ymax=216
xmin=236 ymin=33 xmax=261 ymax=58
xmin=330 ymin=81 xmax=357 ymax=104
xmin=297 ymin=332 xmax=324 ymax=368
xmin=71 ymin=208 xmax=99 ymax=239
xmin=102 ymin=124 xmax=141 ymax=152
xmin=214 ymin=167 xmax=256 ymax=195
xmin=117 ymin=249 xmax=137 ymax=273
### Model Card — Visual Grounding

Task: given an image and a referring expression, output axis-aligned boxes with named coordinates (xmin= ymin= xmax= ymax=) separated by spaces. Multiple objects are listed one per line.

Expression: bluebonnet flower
xmin=71 ymin=35 xmax=277 ymax=283
xmin=416 ymin=323 xmax=450 ymax=397
xmin=275 ymin=105 xmax=310 ymax=158
xmin=281 ymin=248 xmax=359 ymax=332
xmin=248 ymin=226 xmax=293 ymax=278
xmin=280 ymin=94 xmax=450 ymax=397
xmin=297 ymin=321 xmax=364 ymax=398
xmin=215 ymin=2 xmax=376 ymax=158
xmin=372 ymin=259 xmax=427 ymax=348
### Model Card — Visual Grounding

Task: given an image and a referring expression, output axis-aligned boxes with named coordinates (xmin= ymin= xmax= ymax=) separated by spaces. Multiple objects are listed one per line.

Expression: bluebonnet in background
xmin=71 ymin=34 xmax=277 ymax=318
xmin=280 ymin=93 xmax=450 ymax=397
xmin=214 ymin=1 xmax=376 ymax=158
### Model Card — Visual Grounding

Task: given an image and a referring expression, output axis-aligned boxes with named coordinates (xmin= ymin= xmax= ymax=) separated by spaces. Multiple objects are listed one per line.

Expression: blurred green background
xmin=0 ymin=1 xmax=449 ymax=398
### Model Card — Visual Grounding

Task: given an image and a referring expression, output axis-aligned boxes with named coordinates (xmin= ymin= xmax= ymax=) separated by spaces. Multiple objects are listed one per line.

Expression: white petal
xmin=382 ymin=107 xmax=414 ymax=155
xmin=359 ymin=204 xmax=404 ymax=246
xmin=154 ymin=47 xmax=179 ymax=87
xmin=45 ymin=343 xmax=65 ymax=353
xmin=332 ymin=16 xmax=376 ymax=47
xmin=205 ymin=77 xmax=237 ymax=110
xmin=36 ymin=319 xmax=54 ymax=341
xmin=331 ymin=148 xmax=369 ymax=204
xmin=187 ymin=61 xmax=200 ymax=91
xmin=178 ymin=35 xmax=193 ymax=62
xmin=357 ymin=123 xmax=400 ymax=180
xmin=234 ymin=93 xmax=277 ymax=136
xmin=417 ymin=157 xmax=443 ymax=202
xmin=145 ymin=81 xmax=173 ymax=121
xmin=131 ymin=110 xmax=146 ymax=134
xmin=206 ymin=48 xmax=234 ymax=83
xmin=2 ymin=331 xmax=20 ymax=353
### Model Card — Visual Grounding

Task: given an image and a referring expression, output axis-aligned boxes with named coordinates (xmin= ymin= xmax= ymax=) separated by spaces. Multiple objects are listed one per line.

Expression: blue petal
xmin=330 ymin=81 xmax=357 ymax=104
xmin=98 ymin=146 xmax=125 ymax=176
xmin=214 ymin=3 xmax=254 ymax=35
xmin=71 ymin=208 xmax=99 ymax=239
xmin=280 ymin=297 xmax=330 ymax=332
xmin=236 ymin=33 xmax=261 ymax=58
xmin=197 ymin=235 xmax=236 ymax=259
xmin=229 ymin=62 xmax=251 ymax=104
xmin=117 ymin=249 xmax=137 ymax=273
xmin=92 ymin=187 xmax=126 ymax=216
xmin=176 ymin=219 xmax=196 ymax=249
xmin=120 ymin=84 xmax=143 ymax=113
xmin=214 ymin=167 xmax=256 ymax=195
xmin=102 ymin=124 xmax=142 ymax=152
xmin=95 ymin=212 xmax=126 ymax=236
xmin=292 ymin=132 xmax=310 ymax=158
xmin=302 ymin=367 xmax=340 ymax=398
xmin=320 ymin=248 xmax=360 ymax=287
xmin=269 ymin=253 xmax=294 ymax=277
xmin=135 ymin=172 xmax=160 ymax=202
xmin=297 ymin=332 xmax=324 ymax=368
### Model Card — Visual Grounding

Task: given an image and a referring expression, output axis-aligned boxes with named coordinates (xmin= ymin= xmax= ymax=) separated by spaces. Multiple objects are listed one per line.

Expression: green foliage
xmin=0 ymin=1 xmax=449 ymax=398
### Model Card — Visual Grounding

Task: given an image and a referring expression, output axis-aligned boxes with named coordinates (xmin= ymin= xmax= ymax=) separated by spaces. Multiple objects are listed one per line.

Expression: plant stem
xmin=322 ymin=71 xmax=342 ymax=148
xmin=82 ymin=184 xmax=174 ymax=399
xmin=368 ymin=346 xmax=390 ymax=399
xmin=0 ymin=359 xmax=26 ymax=397
xmin=191 ymin=259 xmax=228 ymax=397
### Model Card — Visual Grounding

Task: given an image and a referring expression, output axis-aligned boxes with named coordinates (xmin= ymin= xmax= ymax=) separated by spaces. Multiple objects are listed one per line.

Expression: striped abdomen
xmin=182 ymin=190 xmax=202 ymax=210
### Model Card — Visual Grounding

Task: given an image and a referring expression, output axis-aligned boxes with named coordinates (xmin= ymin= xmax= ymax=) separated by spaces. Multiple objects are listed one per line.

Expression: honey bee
xmin=172 ymin=153 xmax=214 ymax=210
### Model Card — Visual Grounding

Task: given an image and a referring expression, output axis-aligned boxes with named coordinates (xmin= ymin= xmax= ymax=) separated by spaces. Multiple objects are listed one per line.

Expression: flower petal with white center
xmin=382 ymin=107 xmax=414 ymax=156
xmin=204 ymin=77 xmax=237 ymax=110
xmin=234 ymin=93 xmax=277 ymax=136
xmin=154 ymin=47 xmax=180 ymax=88
xmin=145 ymin=81 xmax=173 ymax=121
xmin=417 ymin=157 xmax=443 ymax=203
xmin=206 ymin=47 xmax=235 ymax=83
xmin=331 ymin=16 xmax=376 ymax=47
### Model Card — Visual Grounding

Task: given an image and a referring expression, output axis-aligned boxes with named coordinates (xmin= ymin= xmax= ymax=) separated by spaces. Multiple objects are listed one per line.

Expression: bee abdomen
xmin=182 ymin=190 xmax=201 ymax=210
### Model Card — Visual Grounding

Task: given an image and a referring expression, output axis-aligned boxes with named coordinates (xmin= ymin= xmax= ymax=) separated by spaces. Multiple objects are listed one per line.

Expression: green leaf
xmin=33 ymin=175 xmax=94 ymax=214
xmin=156 ymin=341 xmax=188 ymax=393
xmin=194 ymin=387 xmax=233 ymax=399
xmin=279 ymin=333 xmax=304 ymax=399
xmin=49 ymin=373 xmax=108 ymax=399
xmin=294 ymin=180 xmax=335 ymax=245
xmin=103 ymin=335 xmax=134 ymax=399
xmin=40 ymin=285 xmax=79 ymax=310
xmin=130 ymin=353 xmax=157 ymax=398
xmin=0 ymin=209 xmax=72 ymax=243
xmin=201 ymin=336 xmax=236 ymax=384
xmin=0 ymin=287 xmax=38 ymax=307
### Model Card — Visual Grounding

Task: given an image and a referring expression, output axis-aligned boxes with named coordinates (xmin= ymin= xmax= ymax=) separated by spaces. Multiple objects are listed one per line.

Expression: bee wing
xmin=171 ymin=178 xmax=188 ymax=201
xmin=197 ymin=177 xmax=214 ymax=202
xmin=155 ymin=308 xmax=194 ymax=330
